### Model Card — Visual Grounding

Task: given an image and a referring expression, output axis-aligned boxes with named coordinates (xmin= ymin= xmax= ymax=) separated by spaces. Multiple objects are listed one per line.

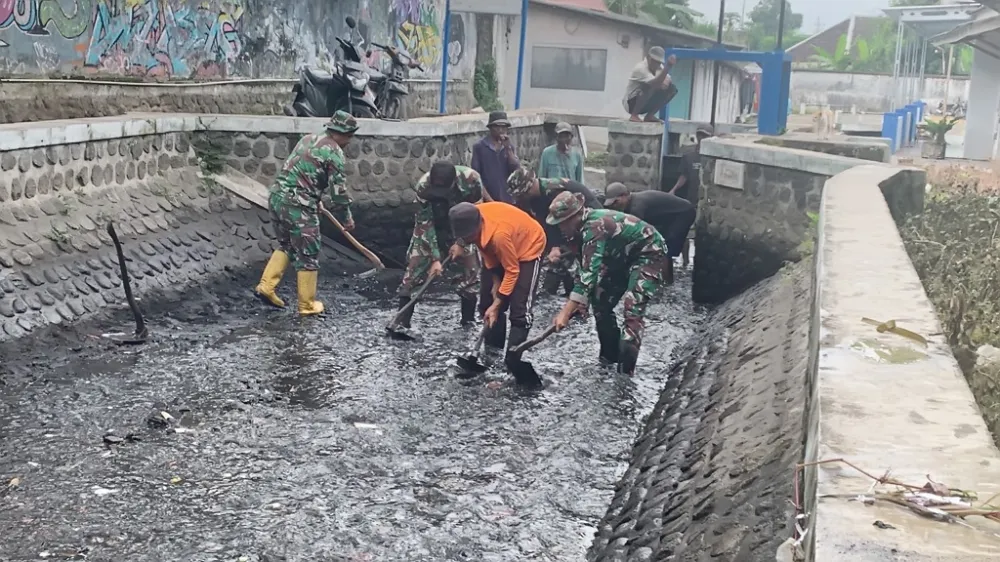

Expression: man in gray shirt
xmin=623 ymin=46 xmax=678 ymax=123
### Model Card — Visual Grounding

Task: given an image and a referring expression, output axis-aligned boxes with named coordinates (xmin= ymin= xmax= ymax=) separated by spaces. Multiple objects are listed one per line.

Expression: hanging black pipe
xmin=776 ymin=0 xmax=787 ymax=49
xmin=709 ymin=0 xmax=726 ymax=129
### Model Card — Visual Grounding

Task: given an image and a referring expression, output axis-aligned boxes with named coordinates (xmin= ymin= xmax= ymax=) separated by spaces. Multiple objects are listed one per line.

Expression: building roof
xmin=530 ymin=0 xmax=744 ymax=50
xmin=786 ymin=15 xmax=888 ymax=64
xmin=541 ymin=0 xmax=608 ymax=12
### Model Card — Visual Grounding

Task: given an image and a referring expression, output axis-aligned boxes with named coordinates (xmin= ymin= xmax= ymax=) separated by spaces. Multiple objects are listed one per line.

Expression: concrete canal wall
xmin=1 ymin=112 xmax=999 ymax=560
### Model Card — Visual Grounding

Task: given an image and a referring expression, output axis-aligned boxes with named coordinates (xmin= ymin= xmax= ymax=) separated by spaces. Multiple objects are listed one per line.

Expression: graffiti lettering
xmin=84 ymin=0 xmax=244 ymax=78
xmin=0 ymin=0 xmax=92 ymax=47
xmin=390 ymin=0 xmax=464 ymax=72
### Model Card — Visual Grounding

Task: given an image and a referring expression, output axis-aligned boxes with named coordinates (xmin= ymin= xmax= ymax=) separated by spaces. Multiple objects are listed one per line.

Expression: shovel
xmin=385 ymin=256 xmax=452 ymax=340
xmin=456 ymin=325 xmax=489 ymax=376
xmin=505 ymin=325 xmax=560 ymax=388
xmin=319 ymin=205 xmax=385 ymax=279
xmin=107 ymin=222 xmax=148 ymax=346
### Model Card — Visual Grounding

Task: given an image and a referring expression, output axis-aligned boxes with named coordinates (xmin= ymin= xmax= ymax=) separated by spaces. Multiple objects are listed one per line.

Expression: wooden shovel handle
xmin=511 ymin=325 xmax=558 ymax=354
xmin=319 ymin=205 xmax=384 ymax=270
xmin=387 ymin=256 xmax=453 ymax=329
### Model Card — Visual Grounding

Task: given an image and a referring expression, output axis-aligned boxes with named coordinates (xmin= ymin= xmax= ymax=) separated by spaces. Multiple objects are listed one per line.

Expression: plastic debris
xmin=92 ymin=485 xmax=117 ymax=496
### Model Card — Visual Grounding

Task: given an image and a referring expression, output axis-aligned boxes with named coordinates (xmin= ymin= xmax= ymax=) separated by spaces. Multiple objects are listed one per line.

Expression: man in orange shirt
xmin=449 ymin=202 xmax=546 ymax=368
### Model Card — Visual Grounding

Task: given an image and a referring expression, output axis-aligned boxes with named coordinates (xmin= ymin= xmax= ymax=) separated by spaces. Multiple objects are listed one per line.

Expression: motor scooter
xmin=283 ymin=17 xmax=379 ymax=119
xmin=367 ymin=42 xmax=423 ymax=120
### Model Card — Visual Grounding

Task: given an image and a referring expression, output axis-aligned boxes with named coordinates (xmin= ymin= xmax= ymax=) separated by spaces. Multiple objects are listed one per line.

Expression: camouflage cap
xmin=325 ymin=110 xmax=360 ymax=134
xmin=507 ymin=165 xmax=536 ymax=198
xmin=546 ymin=191 xmax=585 ymax=225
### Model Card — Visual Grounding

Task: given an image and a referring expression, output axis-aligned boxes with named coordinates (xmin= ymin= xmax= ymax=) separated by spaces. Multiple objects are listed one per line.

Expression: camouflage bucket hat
xmin=507 ymin=166 xmax=536 ymax=198
xmin=325 ymin=110 xmax=360 ymax=134
xmin=546 ymin=191 xmax=585 ymax=225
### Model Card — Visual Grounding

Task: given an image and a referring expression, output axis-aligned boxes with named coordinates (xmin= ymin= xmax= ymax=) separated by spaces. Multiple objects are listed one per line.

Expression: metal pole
xmin=944 ymin=44 xmax=954 ymax=109
xmin=776 ymin=0 xmax=786 ymax=49
xmin=709 ymin=0 xmax=725 ymax=128
xmin=918 ymin=39 xmax=927 ymax=102
xmin=902 ymin=36 xmax=911 ymax=106
xmin=438 ymin=0 xmax=452 ymax=114
xmin=892 ymin=22 xmax=903 ymax=107
xmin=514 ymin=0 xmax=529 ymax=110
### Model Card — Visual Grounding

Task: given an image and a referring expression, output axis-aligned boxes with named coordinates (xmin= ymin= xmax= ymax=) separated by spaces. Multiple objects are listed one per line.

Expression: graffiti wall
xmin=0 ymin=0 xmax=475 ymax=81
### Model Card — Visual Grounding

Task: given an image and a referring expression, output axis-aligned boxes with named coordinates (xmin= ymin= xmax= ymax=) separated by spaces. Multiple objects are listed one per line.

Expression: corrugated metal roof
xmin=542 ymin=0 xmax=608 ymax=12
xmin=530 ymin=0 xmax=745 ymax=49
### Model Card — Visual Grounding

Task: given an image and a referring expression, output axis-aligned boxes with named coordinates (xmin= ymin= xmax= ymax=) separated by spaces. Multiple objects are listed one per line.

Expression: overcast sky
xmin=688 ymin=0 xmax=893 ymax=34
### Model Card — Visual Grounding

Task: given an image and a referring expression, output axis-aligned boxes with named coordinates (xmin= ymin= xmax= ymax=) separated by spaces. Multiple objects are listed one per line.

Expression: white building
xmin=491 ymin=0 xmax=749 ymax=126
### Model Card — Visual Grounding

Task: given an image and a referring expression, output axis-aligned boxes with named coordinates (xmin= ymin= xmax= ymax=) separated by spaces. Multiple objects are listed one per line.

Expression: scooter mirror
xmin=345 ymin=16 xmax=356 ymax=29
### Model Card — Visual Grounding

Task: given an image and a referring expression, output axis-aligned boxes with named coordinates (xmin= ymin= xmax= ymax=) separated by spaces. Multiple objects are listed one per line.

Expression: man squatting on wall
xmin=254 ymin=111 xmax=359 ymax=316
xmin=391 ymin=162 xmax=493 ymax=331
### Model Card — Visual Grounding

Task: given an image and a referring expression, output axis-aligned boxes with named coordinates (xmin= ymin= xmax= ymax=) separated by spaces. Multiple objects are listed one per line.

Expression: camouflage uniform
xmin=254 ymin=111 xmax=358 ymax=316
xmin=395 ymin=165 xmax=485 ymax=325
xmin=507 ymin=168 xmax=590 ymax=296
xmin=547 ymin=192 xmax=668 ymax=374
xmin=269 ymin=132 xmax=353 ymax=271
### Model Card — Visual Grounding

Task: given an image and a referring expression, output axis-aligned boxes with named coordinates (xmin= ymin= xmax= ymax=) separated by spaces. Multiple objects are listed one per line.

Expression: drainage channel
xmin=0 ymin=266 xmax=703 ymax=561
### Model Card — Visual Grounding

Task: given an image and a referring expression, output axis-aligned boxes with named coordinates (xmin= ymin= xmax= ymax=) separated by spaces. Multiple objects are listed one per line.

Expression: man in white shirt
xmin=622 ymin=46 xmax=678 ymax=123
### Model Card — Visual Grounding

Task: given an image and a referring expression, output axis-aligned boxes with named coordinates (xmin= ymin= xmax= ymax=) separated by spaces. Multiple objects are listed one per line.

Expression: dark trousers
xmin=479 ymin=260 xmax=542 ymax=350
xmin=656 ymin=208 xmax=697 ymax=259
xmin=627 ymin=82 xmax=679 ymax=116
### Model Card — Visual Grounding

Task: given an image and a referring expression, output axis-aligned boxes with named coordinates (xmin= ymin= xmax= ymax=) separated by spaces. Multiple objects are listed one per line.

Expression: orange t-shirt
xmin=476 ymin=202 xmax=547 ymax=297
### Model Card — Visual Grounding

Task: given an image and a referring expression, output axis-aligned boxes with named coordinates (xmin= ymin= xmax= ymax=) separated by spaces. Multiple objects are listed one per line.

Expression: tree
xmin=606 ymin=0 xmax=703 ymax=30
xmin=747 ymin=0 xmax=803 ymax=39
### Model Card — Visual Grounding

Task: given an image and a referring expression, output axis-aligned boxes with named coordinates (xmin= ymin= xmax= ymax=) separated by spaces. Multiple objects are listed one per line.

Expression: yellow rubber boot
xmin=297 ymin=270 xmax=325 ymax=316
xmin=254 ymin=250 xmax=290 ymax=308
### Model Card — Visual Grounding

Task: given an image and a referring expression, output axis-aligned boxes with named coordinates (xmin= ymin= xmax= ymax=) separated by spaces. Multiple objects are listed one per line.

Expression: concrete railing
xmin=803 ymin=164 xmax=1000 ymax=560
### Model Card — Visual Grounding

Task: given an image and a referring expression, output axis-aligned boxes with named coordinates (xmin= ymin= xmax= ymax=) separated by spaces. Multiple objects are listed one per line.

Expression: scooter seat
xmin=366 ymin=67 xmax=386 ymax=82
xmin=342 ymin=61 xmax=368 ymax=74
xmin=303 ymin=67 xmax=336 ymax=86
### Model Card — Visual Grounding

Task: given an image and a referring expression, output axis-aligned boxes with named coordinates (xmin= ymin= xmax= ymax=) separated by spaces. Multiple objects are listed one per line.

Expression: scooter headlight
xmin=348 ymin=73 xmax=370 ymax=91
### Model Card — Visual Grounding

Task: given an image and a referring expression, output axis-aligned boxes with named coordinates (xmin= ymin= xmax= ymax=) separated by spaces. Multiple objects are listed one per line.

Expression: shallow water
xmin=0 ymin=267 xmax=703 ymax=562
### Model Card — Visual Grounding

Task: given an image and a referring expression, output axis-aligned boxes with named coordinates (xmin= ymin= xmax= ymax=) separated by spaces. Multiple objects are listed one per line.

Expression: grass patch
xmin=900 ymin=174 xmax=1000 ymax=445
xmin=585 ymin=151 xmax=608 ymax=168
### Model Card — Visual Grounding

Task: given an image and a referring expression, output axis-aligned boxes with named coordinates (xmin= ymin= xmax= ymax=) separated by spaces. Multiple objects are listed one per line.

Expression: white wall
xmin=791 ymin=70 xmax=971 ymax=112
xmin=689 ymin=60 xmax=744 ymax=123
xmin=964 ymin=48 xmax=1000 ymax=161
xmin=495 ymin=5 xmax=647 ymax=117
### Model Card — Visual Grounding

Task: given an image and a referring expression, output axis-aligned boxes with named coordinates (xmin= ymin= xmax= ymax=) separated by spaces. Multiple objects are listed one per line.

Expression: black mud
xmin=0 ymin=262 xmax=703 ymax=561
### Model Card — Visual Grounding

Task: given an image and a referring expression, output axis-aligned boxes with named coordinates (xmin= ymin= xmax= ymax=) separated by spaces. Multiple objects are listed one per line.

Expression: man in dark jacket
xmin=668 ymin=125 xmax=712 ymax=267
xmin=603 ymin=182 xmax=695 ymax=284
xmin=506 ymin=166 xmax=603 ymax=295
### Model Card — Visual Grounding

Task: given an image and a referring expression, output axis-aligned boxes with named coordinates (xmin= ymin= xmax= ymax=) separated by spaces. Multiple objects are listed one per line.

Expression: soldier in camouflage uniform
xmin=254 ymin=111 xmax=359 ymax=316
xmin=506 ymin=166 xmax=602 ymax=297
xmin=392 ymin=161 xmax=491 ymax=330
xmin=547 ymin=191 xmax=669 ymax=376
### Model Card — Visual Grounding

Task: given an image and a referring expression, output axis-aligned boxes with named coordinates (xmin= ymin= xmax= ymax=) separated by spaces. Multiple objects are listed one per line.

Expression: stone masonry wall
xmin=0 ymin=135 xmax=274 ymax=342
xmin=0 ymin=115 xmax=561 ymax=340
xmin=693 ymin=139 xmax=926 ymax=305
xmin=0 ymin=80 xmax=475 ymax=125
xmin=200 ymin=124 xmax=554 ymax=256
xmin=693 ymin=157 xmax=825 ymax=304
xmin=606 ymin=122 xmax=663 ymax=193
xmin=754 ymin=136 xmax=891 ymax=163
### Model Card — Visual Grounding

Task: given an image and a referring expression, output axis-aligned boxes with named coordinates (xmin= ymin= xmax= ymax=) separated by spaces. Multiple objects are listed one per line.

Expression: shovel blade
xmin=508 ymin=359 xmax=543 ymax=388
xmin=385 ymin=325 xmax=418 ymax=341
xmin=456 ymin=354 xmax=488 ymax=375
